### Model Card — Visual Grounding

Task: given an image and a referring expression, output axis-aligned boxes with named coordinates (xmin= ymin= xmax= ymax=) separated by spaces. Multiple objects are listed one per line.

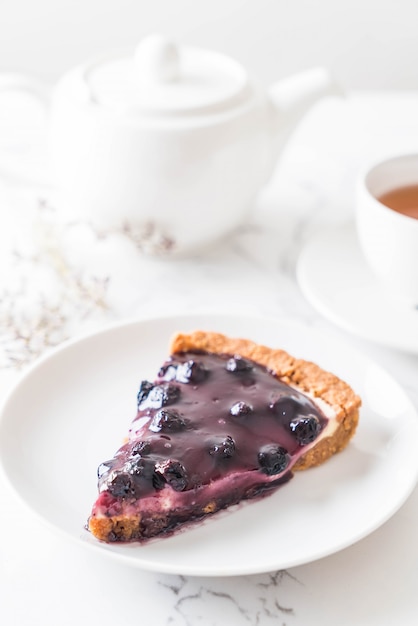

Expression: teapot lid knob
xmin=134 ymin=34 xmax=180 ymax=84
xmin=81 ymin=36 xmax=251 ymax=116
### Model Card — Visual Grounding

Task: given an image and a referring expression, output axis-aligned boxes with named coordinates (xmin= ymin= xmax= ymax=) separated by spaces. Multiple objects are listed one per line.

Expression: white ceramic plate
xmin=296 ymin=223 xmax=418 ymax=353
xmin=1 ymin=313 xmax=417 ymax=576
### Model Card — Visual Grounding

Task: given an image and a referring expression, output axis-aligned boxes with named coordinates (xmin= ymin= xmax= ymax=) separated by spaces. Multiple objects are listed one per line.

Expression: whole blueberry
xmin=150 ymin=408 xmax=187 ymax=433
xmin=289 ymin=414 xmax=321 ymax=445
xmin=209 ymin=435 xmax=236 ymax=459
xmin=107 ymin=473 xmax=136 ymax=498
xmin=258 ymin=444 xmax=289 ymax=476
xmin=175 ymin=360 xmax=208 ymax=384
xmin=226 ymin=355 xmax=253 ymax=374
xmin=155 ymin=459 xmax=188 ymax=492
xmin=145 ymin=383 xmax=180 ymax=409
xmin=137 ymin=380 xmax=154 ymax=406
xmin=230 ymin=401 xmax=253 ymax=417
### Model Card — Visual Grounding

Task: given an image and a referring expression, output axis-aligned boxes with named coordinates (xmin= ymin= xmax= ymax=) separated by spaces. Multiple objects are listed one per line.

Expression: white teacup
xmin=356 ymin=154 xmax=418 ymax=306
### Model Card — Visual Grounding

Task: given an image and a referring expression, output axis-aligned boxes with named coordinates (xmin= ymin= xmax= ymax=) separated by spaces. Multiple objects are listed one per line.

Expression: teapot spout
xmin=268 ymin=66 xmax=342 ymax=149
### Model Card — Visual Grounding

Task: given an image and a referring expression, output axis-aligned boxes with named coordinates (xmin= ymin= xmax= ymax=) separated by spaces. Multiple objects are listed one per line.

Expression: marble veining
xmin=159 ymin=571 xmax=300 ymax=625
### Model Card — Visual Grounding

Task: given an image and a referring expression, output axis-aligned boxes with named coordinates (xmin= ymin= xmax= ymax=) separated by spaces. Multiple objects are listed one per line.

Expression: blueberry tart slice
xmin=88 ymin=331 xmax=361 ymax=542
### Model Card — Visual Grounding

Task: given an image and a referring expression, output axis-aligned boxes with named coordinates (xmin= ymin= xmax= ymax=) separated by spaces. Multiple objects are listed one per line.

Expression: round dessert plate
xmin=1 ymin=313 xmax=418 ymax=576
xmin=296 ymin=223 xmax=418 ymax=353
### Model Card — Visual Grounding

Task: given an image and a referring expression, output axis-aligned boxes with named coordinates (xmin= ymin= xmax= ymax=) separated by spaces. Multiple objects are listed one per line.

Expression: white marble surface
xmin=1 ymin=91 xmax=418 ymax=625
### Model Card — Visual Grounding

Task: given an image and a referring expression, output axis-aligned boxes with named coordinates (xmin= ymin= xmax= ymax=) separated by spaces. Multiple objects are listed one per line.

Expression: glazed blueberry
xmin=226 ymin=355 xmax=253 ymax=374
xmin=150 ymin=408 xmax=187 ymax=433
xmin=145 ymin=383 xmax=180 ymax=408
xmin=155 ymin=459 xmax=188 ymax=491
xmin=107 ymin=473 xmax=136 ymax=498
xmin=289 ymin=414 xmax=321 ymax=445
xmin=175 ymin=360 xmax=208 ymax=384
xmin=209 ymin=435 xmax=236 ymax=459
xmin=137 ymin=380 xmax=154 ymax=406
xmin=258 ymin=444 xmax=289 ymax=475
xmin=158 ymin=363 xmax=178 ymax=381
xmin=269 ymin=396 xmax=299 ymax=421
xmin=230 ymin=401 xmax=253 ymax=417
xmin=130 ymin=441 xmax=151 ymax=457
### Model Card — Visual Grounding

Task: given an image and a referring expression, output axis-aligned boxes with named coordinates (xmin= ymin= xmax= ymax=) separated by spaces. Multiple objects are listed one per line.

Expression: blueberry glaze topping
xmin=98 ymin=352 xmax=329 ymax=500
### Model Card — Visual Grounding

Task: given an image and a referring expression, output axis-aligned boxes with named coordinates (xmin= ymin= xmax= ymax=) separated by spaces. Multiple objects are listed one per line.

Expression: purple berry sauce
xmin=96 ymin=351 xmax=329 ymax=507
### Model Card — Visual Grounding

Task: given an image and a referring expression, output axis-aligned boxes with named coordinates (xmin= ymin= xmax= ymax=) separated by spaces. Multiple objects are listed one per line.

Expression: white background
xmin=1 ymin=0 xmax=418 ymax=90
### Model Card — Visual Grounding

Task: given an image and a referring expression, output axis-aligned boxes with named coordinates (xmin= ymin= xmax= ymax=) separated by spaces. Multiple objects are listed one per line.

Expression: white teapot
xmin=3 ymin=35 xmax=340 ymax=254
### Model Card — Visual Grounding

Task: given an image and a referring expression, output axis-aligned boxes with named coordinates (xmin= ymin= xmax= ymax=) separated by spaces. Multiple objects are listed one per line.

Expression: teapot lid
xmin=83 ymin=34 xmax=251 ymax=116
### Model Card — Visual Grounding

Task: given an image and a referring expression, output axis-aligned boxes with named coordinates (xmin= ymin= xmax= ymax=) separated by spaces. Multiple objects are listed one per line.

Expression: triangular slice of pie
xmin=88 ymin=331 xmax=361 ymax=543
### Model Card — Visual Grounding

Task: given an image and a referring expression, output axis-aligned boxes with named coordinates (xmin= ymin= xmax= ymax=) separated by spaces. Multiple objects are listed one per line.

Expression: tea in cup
xmin=356 ymin=154 xmax=418 ymax=306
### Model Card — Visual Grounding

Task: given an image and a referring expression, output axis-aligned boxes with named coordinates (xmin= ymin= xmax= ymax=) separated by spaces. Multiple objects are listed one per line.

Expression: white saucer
xmin=296 ymin=223 xmax=418 ymax=353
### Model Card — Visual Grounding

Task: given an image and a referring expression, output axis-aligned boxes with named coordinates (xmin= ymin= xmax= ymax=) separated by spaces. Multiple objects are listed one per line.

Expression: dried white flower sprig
xmin=0 ymin=199 xmax=110 ymax=370
xmin=0 ymin=296 xmax=67 ymax=369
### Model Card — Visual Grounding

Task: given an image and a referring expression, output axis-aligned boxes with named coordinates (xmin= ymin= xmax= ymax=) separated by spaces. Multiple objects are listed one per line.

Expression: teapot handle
xmin=0 ymin=73 xmax=51 ymax=187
